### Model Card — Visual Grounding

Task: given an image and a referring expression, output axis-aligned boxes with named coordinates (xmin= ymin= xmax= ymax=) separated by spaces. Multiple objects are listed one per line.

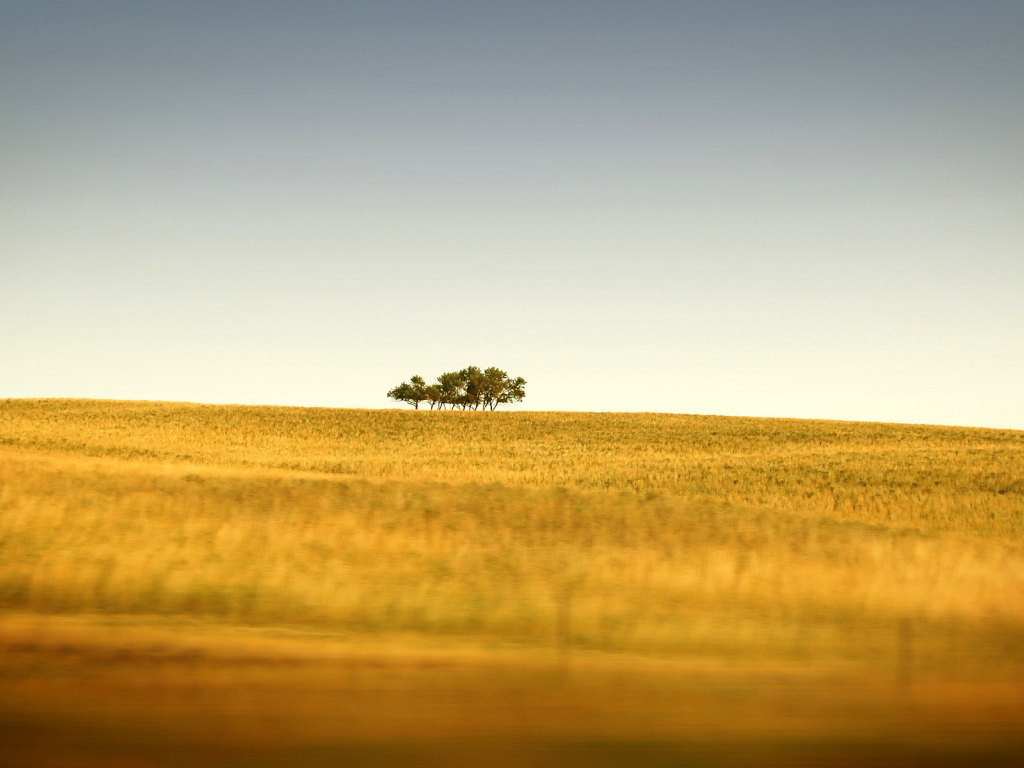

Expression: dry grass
xmin=3 ymin=398 xmax=1023 ymax=537
xmin=2 ymin=450 xmax=1023 ymax=661
xmin=1 ymin=398 xmax=1023 ymax=765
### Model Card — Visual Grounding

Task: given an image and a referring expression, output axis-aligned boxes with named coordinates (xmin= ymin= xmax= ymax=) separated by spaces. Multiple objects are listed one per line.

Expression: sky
xmin=2 ymin=1 xmax=1022 ymax=427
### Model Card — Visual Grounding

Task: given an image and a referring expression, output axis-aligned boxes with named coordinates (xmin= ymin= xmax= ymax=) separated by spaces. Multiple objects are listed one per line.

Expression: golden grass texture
xmin=2 ymin=450 xmax=1023 ymax=667
xmin=2 ymin=399 xmax=1024 ymax=764
xmin=3 ymin=398 xmax=1023 ymax=537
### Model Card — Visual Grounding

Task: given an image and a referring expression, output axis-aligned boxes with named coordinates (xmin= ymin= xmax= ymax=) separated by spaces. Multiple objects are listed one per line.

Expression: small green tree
xmin=479 ymin=367 xmax=506 ymax=410
xmin=436 ymin=371 xmax=464 ymax=410
xmin=424 ymin=384 xmax=442 ymax=410
xmin=477 ymin=368 xmax=526 ymax=410
xmin=459 ymin=366 xmax=484 ymax=410
xmin=386 ymin=375 xmax=427 ymax=409
xmin=499 ymin=375 xmax=527 ymax=408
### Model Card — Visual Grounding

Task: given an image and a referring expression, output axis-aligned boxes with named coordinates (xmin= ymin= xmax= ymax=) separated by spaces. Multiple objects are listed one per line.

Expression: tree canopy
xmin=387 ymin=367 xmax=526 ymax=410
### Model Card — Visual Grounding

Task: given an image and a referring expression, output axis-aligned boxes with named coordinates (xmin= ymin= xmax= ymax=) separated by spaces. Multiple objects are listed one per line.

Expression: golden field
xmin=1 ymin=398 xmax=1023 ymax=766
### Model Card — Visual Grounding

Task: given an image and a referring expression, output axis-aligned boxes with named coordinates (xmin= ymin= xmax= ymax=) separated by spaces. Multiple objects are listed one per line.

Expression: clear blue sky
xmin=2 ymin=2 xmax=1022 ymax=427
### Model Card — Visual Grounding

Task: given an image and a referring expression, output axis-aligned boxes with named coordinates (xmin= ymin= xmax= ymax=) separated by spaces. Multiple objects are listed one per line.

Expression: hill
xmin=1 ymin=399 xmax=1023 ymax=766
xmin=3 ymin=398 xmax=1023 ymax=535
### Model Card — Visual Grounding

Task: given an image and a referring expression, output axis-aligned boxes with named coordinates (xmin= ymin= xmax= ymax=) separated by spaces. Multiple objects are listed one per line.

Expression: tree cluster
xmin=387 ymin=367 xmax=526 ymax=410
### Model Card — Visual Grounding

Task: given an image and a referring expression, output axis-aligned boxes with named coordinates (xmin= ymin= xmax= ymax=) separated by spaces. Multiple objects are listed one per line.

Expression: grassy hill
xmin=2 ymin=399 xmax=1023 ymax=766
xmin=4 ymin=397 xmax=1023 ymax=534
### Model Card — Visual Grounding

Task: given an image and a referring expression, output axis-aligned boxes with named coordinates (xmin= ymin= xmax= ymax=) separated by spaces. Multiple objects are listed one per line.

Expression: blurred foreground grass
xmin=1 ymin=399 xmax=1023 ymax=766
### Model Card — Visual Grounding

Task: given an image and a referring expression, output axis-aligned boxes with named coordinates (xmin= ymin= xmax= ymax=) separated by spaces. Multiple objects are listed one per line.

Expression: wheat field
xmin=1 ymin=398 xmax=1023 ymax=766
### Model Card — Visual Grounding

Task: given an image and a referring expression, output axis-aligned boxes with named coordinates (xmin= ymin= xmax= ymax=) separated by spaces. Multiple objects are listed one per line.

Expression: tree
xmin=479 ymin=367 xmax=506 ymax=411
xmin=459 ymin=366 xmax=484 ymax=410
xmin=478 ymin=368 xmax=526 ymax=410
xmin=424 ymin=384 xmax=442 ymax=410
xmin=499 ymin=375 xmax=527 ymax=408
xmin=386 ymin=374 xmax=427 ymax=409
xmin=436 ymin=371 xmax=465 ymax=410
